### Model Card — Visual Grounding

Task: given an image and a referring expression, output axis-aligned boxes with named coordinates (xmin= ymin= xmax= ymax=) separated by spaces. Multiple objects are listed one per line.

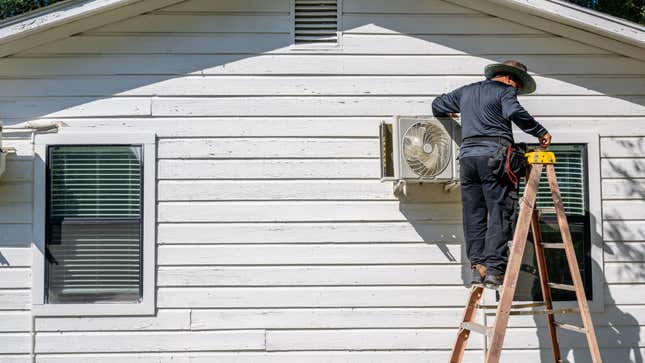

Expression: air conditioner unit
xmin=380 ymin=116 xmax=461 ymax=184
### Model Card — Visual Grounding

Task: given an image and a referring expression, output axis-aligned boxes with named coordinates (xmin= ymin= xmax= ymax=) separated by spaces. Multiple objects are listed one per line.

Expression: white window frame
xmin=513 ymin=130 xmax=604 ymax=312
xmin=31 ymin=131 xmax=156 ymax=316
xmin=290 ymin=0 xmax=343 ymax=51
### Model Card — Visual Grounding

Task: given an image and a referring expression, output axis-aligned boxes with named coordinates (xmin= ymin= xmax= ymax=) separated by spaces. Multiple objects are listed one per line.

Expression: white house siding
xmin=0 ymin=0 xmax=643 ymax=362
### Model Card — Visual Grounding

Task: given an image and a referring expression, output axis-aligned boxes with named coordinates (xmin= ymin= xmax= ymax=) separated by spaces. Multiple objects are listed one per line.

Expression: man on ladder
xmin=434 ymin=62 xmax=603 ymax=362
xmin=432 ymin=60 xmax=551 ymax=286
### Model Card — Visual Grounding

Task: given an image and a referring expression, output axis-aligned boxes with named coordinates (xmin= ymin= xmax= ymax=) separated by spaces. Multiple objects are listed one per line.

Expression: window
xmin=515 ymin=144 xmax=592 ymax=301
xmin=33 ymin=132 xmax=155 ymax=316
xmin=293 ymin=0 xmax=340 ymax=45
xmin=46 ymin=145 xmax=143 ymax=303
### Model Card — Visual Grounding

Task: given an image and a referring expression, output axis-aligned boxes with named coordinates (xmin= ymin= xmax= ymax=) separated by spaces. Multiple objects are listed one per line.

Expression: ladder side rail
xmin=546 ymin=164 xmax=602 ymax=363
xmin=449 ymin=286 xmax=484 ymax=363
xmin=530 ymin=208 xmax=562 ymax=362
xmin=485 ymin=164 xmax=544 ymax=363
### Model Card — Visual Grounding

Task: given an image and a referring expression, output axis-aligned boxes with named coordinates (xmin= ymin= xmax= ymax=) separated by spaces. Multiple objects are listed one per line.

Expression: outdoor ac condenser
xmin=380 ymin=116 xmax=461 ymax=184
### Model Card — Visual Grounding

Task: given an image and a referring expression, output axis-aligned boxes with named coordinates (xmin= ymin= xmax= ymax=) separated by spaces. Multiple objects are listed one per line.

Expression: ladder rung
xmin=460 ymin=322 xmax=490 ymax=336
xmin=541 ymin=243 xmax=565 ymax=249
xmin=479 ymin=302 xmax=545 ymax=310
xmin=554 ymin=321 xmax=587 ymax=333
xmin=536 ymin=207 xmax=556 ymax=214
xmin=471 ymin=283 xmax=502 ymax=291
xmin=485 ymin=307 xmax=580 ymax=316
xmin=548 ymin=282 xmax=577 ymax=292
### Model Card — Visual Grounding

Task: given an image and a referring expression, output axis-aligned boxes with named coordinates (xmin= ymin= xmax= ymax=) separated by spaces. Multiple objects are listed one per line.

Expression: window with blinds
xmin=46 ymin=145 xmax=143 ymax=303
xmin=294 ymin=0 xmax=339 ymax=44
xmin=516 ymin=144 xmax=591 ymax=302
xmin=533 ymin=144 xmax=586 ymax=215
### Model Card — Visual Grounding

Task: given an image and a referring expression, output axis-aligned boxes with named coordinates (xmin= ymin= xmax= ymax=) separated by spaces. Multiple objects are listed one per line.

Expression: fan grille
xmin=402 ymin=120 xmax=451 ymax=177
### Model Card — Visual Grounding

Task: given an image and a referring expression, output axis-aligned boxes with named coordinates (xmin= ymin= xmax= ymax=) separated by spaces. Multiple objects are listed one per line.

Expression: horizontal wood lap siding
xmin=157 ymin=221 xmax=464 ymax=244
xmin=158 ymin=265 xmax=464 ymax=286
xmin=0 ymin=148 xmax=33 ymax=360
xmin=35 ymin=331 xmax=266 ymax=353
xmin=2 ymin=55 xmax=644 ymax=77
xmin=149 ymin=96 xmax=645 ymax=117
xmin=600 ymin=136 xmax=645 ymax=363
xmin=157 ymin=244 xmax=462 ymax=265
xmin=3 ymin=76 xmax=645 ymax=97
xmin=0 ymin=0 xmax=643 ymax=361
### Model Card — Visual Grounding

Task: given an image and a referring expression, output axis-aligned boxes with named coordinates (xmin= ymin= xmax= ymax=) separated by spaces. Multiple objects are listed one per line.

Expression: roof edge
xmin=0 ymin=0 xmax=138 ymax=44
xmin=495 ymin=0 xmax=645 ymax=48
xmin=0 ymin=0 xmax=186 ymax=57
xmin=446 ymin=0 xmax=645 ymax=62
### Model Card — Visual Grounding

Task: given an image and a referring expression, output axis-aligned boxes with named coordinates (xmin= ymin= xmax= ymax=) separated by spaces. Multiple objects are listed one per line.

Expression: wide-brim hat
xmin=484 ymin=60 xmax=536 ymax=95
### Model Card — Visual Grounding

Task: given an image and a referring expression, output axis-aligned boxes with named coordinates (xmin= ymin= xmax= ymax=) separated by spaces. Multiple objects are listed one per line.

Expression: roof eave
xmin=495 ymin=0 xmax=645 ymax=49
xmin=0 ymin=0 xmax=185 ymax=58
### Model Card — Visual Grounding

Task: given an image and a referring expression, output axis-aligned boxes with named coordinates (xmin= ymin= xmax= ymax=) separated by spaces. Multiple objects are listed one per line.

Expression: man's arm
xmin=432 ymin=87 xmax=463 ymax=117
xmin=501 ymin=87 xmax=551 ymax=147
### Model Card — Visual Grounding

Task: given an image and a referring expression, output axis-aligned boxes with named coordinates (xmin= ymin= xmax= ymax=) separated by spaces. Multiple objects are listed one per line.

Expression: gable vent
xmin=294 ymin=0 xmax=339 ymax=44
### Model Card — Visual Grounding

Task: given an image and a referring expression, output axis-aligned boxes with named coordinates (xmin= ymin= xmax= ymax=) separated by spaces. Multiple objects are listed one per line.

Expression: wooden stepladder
xmin=449 ymin=150 xmax=602 ymax=363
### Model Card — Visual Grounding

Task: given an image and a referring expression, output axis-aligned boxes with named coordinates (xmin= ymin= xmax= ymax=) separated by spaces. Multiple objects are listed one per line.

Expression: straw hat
xmin=485 ymin=60 xmax=536 ymax=95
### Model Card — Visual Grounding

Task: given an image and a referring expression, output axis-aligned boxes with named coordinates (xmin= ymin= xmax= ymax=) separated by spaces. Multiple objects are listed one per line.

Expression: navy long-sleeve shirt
xmin=432 ymin=79 xmax=548 ymax=158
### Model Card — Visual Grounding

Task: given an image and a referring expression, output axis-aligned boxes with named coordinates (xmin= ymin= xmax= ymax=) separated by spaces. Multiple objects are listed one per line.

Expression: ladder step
xmin=536 ymin=207 xmax=556 ymax=214
xmin=548 ymin=282 xmax=577 ymax=292
xmin=554 ymin=321 xmax=587 ymax=333
xmin=541 ymin=243 xmax=565 ymax=249
xmin=460 ymin=322 xmax=490 ymax=336
xmin=484 ymin=307 xmax=579 ymax=317
xmin=471 ymin=283 xmax=502 ymax=291
xmin=479 ymin=302 xmax=545 ymax=310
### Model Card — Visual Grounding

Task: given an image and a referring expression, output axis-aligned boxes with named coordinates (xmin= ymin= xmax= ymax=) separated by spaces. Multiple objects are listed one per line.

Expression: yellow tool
xmin=525 ymin=150 xmax=556 ymax=165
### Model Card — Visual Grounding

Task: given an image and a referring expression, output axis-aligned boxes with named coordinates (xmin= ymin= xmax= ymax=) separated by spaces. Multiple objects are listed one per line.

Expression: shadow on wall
xmin=0 ymin=0 xmax=643 ymax=122
xmin=533 ymin=259 xmax=643 ymax=363
xmin=397 ymin=183 xmax=469 ymax=285
xmin=0 ymin=0 xmax=644 ymax=357
xmin=604 ymin=152 xmax=645 ymax=284
xmin=525 ymin=210 xmax=642 ymax=362
xmin=0 ymin=136 xmax=34 ymax=265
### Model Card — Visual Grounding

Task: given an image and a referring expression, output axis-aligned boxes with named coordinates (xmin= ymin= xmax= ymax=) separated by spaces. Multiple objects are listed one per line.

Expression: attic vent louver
xmin=294 ymin=0 xmax=339 ymax=44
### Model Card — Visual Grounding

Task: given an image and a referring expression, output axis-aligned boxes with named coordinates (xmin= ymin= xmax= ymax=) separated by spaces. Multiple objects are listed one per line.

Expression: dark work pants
xmin=460 ymin=156 xmax=519 ymax=275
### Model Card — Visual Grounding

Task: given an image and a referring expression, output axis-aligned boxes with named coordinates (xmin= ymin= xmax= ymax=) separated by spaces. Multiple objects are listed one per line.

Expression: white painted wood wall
xmin=0 ymin=0 xmax=644 ymax=361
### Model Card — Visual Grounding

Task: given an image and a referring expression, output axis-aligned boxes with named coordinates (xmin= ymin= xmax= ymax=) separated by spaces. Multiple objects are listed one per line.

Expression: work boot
xmin=470 ymin=264 xmax=487 ymax=285
xmin=484 ymin=273 xmax=505 ymax=288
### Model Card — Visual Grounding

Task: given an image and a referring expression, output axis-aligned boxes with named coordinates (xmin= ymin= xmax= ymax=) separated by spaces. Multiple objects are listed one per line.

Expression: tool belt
xmin=464 ymin=136 xmax=527 ymax=185
xmin=488 ymin=141 xmax=528 ymax=186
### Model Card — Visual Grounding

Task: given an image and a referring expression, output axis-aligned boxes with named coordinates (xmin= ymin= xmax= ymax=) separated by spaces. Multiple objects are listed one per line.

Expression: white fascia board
xmin=0 ymin=0 xmax=185 ymax=57
xmin=494 ymin=0 xmax=645 ymax=47
xmin=0 ymin=0 xmax=138 ymax=42
xmin=446 ymin=0 xmax=645 ymax=61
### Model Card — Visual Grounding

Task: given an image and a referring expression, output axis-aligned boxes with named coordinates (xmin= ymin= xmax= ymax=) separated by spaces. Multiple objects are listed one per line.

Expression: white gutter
xmin=492 ymin=0 xmax=645 ymax=48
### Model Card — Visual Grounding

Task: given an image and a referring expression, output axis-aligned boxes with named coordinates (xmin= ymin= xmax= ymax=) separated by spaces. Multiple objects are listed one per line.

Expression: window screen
xmin=294 ymin=0 xmax=339 ymax=44
xmin=46 ymin=145 xmax=143 ymax=303
xmin=515 ymin=144 xmax=592 ymax=301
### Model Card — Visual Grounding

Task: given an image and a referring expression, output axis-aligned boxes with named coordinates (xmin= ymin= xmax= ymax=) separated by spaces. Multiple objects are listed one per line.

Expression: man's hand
xmin=448 ymin=113 xmax=460 ymax=118
xmin=538 ymin=132 xmax=552 ymax=148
